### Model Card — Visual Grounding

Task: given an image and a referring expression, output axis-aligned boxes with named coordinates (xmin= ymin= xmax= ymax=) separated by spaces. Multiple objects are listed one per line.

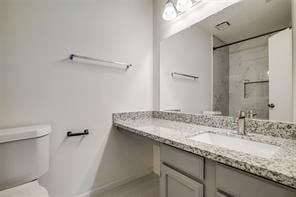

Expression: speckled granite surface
xmin=245 ymin=118 xmax=296 ymax=139
xmin=113 ymin=111 xmax=296 ymax=189
xmin=113 ymin=111 xmax=296 ymax=140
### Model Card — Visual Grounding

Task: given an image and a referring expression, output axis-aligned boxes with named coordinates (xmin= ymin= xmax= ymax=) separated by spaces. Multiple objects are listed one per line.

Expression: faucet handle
xmin=247 ymin=110 xmax=257 ymax=118
xmin=238 ymin=111 xmax=246 ymax=118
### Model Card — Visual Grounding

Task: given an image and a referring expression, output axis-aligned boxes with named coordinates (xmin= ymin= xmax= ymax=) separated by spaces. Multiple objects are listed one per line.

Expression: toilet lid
xmin=0 ymin=181 xmax=48 ymax=197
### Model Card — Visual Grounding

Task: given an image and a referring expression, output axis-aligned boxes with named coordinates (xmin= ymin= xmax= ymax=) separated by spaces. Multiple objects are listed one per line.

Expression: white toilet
xmin=0 ymin=125 xmax=51 ymax=197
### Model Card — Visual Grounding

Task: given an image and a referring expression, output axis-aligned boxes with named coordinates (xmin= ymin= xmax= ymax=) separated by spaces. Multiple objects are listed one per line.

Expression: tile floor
xmin=98 ymin=173 xmax=160 ymax=197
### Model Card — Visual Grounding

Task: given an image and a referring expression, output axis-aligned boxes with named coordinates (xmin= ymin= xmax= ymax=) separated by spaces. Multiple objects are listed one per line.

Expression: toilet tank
xmin=0 ymin=125 xmax=51 ymax=191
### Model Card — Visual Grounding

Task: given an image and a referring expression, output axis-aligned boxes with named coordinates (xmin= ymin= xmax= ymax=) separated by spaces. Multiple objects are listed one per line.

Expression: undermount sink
xmin=189 ymin=133 xmax=280 ymax=159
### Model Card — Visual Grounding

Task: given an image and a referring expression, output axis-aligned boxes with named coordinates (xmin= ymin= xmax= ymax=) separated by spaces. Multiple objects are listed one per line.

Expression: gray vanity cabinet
xmin=160 ymin=145 xmax=204 ymax=197
xmin=160 ymin=144 xmax=296 ymax=197
xmin=161 ymin=164 xmax=204 ymax=197
xmin=216 ymin=164 xmax=296 ymax=197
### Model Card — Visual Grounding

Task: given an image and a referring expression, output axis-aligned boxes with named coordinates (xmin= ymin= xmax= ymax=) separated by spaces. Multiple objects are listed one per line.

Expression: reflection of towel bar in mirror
xmin=171 ymin=72 xmax=199 ymax=80
xmin=69 ymin=54 xmax=132 ymax=70
xmin=244 ymin=80 xmax=269 ymax=85
xmin=243 ymin=80 xmax=269 ymax=98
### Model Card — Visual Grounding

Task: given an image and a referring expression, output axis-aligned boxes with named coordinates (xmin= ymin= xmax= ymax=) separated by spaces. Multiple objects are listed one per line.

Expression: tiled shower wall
xmin=229 ymin=36 xmax=269 ymax=119
xmin=213 ymin=37 xmax=229 ymax=116
xmin=213 ymin=36 xmax=269 ymax=119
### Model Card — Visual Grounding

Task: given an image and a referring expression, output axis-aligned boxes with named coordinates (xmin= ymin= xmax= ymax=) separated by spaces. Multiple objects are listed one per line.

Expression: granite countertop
xmin=113 ymin=112 xmax=296 ymax=189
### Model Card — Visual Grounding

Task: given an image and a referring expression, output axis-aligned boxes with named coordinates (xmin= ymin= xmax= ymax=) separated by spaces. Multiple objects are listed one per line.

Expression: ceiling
xmin=197 ymin=0 xmax=291 ymax=46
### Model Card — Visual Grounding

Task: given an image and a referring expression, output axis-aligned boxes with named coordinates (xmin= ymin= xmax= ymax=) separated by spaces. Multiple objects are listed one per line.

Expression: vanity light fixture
xmin=162 ymin=0 xmax=178 ymax=21
xmin=162 ymin=0 xmax=202 ymax=21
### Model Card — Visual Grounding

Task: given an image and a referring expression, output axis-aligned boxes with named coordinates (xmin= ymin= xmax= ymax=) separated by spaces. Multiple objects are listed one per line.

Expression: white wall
xmin=160 ymin=26 xmax=212 ymax=113
xmin=153 ymin=0 xmax=161 ymax=110
xmin=0 ymin=0 xmax=154 ymax=197
xmin=0 ymin=4 xmax=3 ymax=121
xmin=293 ymin=0 xmax=296 ymax=122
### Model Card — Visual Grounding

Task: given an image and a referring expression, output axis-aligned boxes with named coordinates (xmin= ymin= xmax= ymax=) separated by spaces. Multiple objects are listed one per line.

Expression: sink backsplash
xmin=113 ymin=111 xmax=296 ymax=140
xmin=152 ymin=111 xmax=238 ymax=130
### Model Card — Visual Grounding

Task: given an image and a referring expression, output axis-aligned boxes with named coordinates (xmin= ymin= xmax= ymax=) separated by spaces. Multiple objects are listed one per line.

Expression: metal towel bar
xmin=69 ymin=54 xmax=132 ymax=70
xmin=171 ymin=72 xmax=199 ymax=80
xmin=243 ymin=80 xmax=269 ymax=85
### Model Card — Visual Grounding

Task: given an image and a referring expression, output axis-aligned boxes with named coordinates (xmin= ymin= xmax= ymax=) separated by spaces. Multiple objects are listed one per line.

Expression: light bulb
xmin=162 ymin=1 xmax=177 ymax=21
xmin=176 ymin=0 xmax=193 ymax=12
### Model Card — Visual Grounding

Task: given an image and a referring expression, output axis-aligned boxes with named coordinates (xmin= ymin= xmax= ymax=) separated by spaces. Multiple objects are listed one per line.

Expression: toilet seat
xmin=0 ymin=181 xmax=48 ymax=197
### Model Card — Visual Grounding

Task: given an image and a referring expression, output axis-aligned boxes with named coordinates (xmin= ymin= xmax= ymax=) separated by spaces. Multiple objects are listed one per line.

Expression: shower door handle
xmin=268 ymin=103 xmax=275 ymax=109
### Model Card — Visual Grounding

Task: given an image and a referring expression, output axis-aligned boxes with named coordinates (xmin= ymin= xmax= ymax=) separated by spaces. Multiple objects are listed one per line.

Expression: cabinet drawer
xmin=216 ymin=164 xmax=296 ymax=197
xmin=160 ymin=144 xmax=204 ymax=181
xmin=161 ymin=163 xmax=204 ymax=197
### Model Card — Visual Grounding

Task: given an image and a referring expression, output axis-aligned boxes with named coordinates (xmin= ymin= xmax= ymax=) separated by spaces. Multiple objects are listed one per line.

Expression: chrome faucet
xmin=237 ymin=111 xmax=246 ymax=135
xmin=246 ymin=110 xmax=257 ymax=119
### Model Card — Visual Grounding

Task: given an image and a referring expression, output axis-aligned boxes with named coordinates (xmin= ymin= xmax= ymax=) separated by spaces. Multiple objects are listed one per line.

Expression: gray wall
xmin=229 ymin=36 xmax=269 ymax=119
xmin=213 ymin=37 xmax=229 ymax=116
xmin=0 ymin=0 xmax=154 ymax=197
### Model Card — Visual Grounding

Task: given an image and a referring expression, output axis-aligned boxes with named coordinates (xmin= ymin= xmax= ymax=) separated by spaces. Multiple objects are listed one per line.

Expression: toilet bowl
xmin=0 ymin=125 xmax=51 ymax=196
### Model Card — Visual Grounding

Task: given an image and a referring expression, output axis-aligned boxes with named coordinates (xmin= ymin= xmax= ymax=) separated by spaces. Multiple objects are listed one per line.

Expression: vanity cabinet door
xmin=161 ymin=164 xmax=203 ymax=197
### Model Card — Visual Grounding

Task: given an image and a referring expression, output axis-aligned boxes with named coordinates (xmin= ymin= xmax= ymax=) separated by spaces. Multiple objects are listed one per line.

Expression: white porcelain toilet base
xmin=0 ymin=181 xmax=48 ymax=197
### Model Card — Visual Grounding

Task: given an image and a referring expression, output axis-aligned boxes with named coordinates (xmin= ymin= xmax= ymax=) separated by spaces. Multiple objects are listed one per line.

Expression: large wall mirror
xmin=160 ymin=0 xmax=293 ymax=121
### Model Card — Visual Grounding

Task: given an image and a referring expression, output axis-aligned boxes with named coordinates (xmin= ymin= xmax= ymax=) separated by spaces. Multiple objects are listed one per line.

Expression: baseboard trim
xmin=153 ymin=166 xmax=160 ymax=176
xmin=77 ymin=167 xmax=153 ymax=197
